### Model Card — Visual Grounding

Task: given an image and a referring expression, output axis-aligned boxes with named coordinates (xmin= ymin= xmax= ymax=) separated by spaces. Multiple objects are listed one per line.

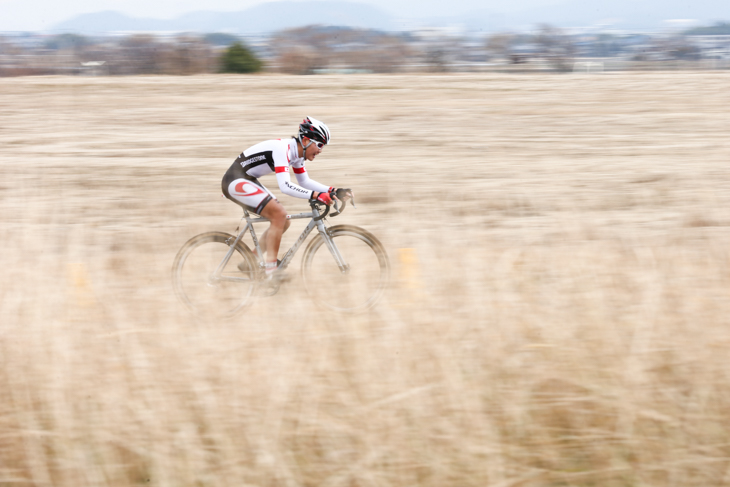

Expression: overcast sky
xmin=0 ymin=0 xmax=562 ymax=31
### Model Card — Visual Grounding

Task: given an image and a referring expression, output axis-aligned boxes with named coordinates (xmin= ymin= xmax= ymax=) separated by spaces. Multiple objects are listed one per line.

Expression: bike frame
xmin=212 ymin=204 xmax=348 ymax=283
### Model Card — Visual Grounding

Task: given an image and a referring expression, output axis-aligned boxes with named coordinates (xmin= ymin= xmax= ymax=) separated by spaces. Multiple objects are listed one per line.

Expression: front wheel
xmin=302 ymin=225 xmax=389 ymax=312
xmin=172 ymin=232 xmax=258 ymax=318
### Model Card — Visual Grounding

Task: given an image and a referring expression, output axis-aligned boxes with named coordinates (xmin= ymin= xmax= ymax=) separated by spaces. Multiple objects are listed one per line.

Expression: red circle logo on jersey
xmin=234 ymin=181 xmax=264 ymax=197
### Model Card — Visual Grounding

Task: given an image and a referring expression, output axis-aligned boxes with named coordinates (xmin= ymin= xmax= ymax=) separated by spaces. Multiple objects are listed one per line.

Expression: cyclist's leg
xmin=258 ymin=223 xmax=292 ymax=259
xmin=223 ymin=177 xmax=273 ymax=257
xmin=223 ymin=177 xmax=272 ymax=215
xmin=257 ymin=190 xmax=291 ymax=259
xmin=259 ymin=200 xmax=288 ymax=273
xmin=222 ymin=177 xmax=290 ymax=265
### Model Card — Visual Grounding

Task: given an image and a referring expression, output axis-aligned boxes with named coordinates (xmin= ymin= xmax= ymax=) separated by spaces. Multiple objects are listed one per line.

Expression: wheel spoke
xmin=172 ymin=232 xmax=258 ymax=317
xmin=217 ymin=274 xmax=256 ymax=283
xmin=302 ymin=227 xmax=389 ymax=312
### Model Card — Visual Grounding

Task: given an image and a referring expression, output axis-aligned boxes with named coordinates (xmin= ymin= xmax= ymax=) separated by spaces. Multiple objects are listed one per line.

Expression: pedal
xmin=259 ymin=280 xmax=280 ymax=296
xmin=271 ymin=271 xmax=292 ymax=284
xmin=257 ymin=270 xmax=290 ymax=296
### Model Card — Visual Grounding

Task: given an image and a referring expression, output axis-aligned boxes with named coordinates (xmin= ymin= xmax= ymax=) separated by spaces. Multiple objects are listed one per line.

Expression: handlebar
xmin=329 ymin=199 xmax=347 ymax=218
xmin=310 ymin=193 xmax=356 ymax=221
xmin=310 ymin=200 xmax=331 ymax=221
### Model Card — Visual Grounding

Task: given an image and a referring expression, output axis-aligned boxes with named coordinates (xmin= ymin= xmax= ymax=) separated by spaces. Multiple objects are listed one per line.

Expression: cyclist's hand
xmin=312 ymin=191 xmax=333 ymax=206
xmin=330 ymin=187 xmax=353 ymax=201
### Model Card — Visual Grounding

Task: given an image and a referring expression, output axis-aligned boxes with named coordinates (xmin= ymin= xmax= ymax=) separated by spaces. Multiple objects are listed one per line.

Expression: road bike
xmin=172 ymin=197 xmax=389 ymax=317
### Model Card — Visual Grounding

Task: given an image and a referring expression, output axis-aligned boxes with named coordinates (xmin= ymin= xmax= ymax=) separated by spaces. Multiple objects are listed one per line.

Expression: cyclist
xmin=222 ymin=116 xmax=350 ymax=278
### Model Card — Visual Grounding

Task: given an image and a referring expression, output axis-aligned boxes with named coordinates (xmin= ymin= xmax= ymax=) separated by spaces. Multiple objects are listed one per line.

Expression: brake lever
xmin=311 ymin=200 xmax=330 ymax=221
xmin=348 ymin=191 xmax=357 ymax=209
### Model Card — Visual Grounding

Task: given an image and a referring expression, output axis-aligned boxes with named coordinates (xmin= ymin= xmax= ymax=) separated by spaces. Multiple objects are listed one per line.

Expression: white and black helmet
xmin=298 ymin=116 xmax=331 ymax=145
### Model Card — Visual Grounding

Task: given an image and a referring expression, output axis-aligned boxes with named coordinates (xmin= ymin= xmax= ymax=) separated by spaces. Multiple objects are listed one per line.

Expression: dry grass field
xmin=2 ymin=72 xmax=730 ymax=486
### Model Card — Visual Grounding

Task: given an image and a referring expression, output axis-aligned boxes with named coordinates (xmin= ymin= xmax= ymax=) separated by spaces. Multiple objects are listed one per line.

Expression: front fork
xmin=316 ymin=220 xmax=350 ymax=274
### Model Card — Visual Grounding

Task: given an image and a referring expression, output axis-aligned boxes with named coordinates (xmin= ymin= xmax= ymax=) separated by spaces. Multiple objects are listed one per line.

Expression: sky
xmin=0 ymin=0 xmax=561 ymax=31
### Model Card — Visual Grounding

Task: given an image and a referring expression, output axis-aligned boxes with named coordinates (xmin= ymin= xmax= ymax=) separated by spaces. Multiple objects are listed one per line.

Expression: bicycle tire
xmin=172 ymin=231 xmax=258 ymax=317
xmin=301 ymin=225 xmax=389 ymax=312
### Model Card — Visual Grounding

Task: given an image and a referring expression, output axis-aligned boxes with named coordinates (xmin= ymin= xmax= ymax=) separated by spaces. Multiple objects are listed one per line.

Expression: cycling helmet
xmin=298 ymin=116 xmax=331 ymax=145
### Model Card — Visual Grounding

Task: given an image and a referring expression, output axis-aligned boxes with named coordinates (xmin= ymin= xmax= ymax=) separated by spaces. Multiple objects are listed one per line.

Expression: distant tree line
xmin=0 ymin=32 xmax=263 ymax=76
xmin=1 ymin=21 xmax=729 ymax=77
xmin=484 ymin=26 xmax=714 ymax=67
xmin=270 ymin=26 xmax=414 ymax=74
xmin=684 ymin=22 xmax=730 ymax=36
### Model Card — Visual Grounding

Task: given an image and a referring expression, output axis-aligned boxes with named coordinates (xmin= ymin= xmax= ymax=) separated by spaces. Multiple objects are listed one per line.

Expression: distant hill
xmin=510 ymin=0 xmax=730 ymax=29
xmin=46 ymin=0 xmax=730 ymax=35
xmin=52 ymin=2 xmax=396 ymax=34
xmin=52 ymin=11 xmax=170 ymax=33
xmin=415 ymin=0 xmax=730 ymax=31
xmin=503 ymin=0 xmax=729 ymax=30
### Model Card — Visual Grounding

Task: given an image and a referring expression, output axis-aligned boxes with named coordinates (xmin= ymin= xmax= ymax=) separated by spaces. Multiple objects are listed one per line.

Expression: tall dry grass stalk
xmin=2 ymin=73 xmax=730 ymax=486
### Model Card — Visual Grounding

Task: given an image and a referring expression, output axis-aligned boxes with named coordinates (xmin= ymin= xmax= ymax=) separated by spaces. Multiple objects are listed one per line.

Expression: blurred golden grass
xmin=2 ymin=73 xmax=730 ymax=486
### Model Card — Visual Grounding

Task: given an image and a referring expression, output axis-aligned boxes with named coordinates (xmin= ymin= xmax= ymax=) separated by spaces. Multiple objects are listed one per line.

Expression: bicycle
xmin=172 ymin=196 xmax=389 ymax=317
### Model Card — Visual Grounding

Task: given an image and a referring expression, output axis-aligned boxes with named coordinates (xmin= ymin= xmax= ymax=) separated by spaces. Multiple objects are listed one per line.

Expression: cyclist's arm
xmin=293 ymin=165 xmax=331 ymax=193
xmin=274 ymin=154 xmax=315 ymax=199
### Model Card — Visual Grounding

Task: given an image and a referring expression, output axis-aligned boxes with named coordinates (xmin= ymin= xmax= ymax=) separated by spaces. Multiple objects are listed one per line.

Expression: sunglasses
xmin=306 ymin=139 xmax=325 ymax=149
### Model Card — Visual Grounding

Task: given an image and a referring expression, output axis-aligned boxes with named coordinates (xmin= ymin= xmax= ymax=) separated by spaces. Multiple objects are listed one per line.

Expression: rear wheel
xmin=302 ymin=225 xmax=389 ymax=312
xmin=172 ymin=232 xmax=258 ymax=317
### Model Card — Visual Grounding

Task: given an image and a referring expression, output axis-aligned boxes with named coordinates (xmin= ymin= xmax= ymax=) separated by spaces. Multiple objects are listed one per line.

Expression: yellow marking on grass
xmin=67 ymin=262 xmax=95 ymax=309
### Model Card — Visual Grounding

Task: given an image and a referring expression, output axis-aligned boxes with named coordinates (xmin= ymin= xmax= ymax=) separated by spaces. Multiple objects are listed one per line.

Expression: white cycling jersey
xmin=241 ymin=138 xmax=329 ymax=197
xmin=222 ymin=138 xmax=330 ymax=214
